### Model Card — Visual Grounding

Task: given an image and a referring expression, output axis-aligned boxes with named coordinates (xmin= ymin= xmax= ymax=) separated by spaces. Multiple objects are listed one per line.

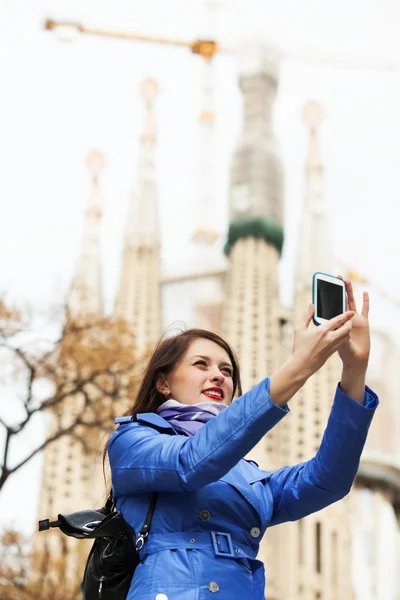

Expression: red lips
xmin=202 ymin=387 xmax=224 ymax=400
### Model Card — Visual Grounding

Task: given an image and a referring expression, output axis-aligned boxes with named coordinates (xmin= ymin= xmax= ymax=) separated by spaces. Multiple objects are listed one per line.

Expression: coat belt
xmin=142 ymin=531 xmax=258 ymax=560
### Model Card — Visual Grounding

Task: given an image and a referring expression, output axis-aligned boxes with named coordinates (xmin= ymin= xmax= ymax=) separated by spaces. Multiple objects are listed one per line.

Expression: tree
xmin=0 ymin=528 xmax=31 ymax=600
xmin=0 ymin=528 xmax=80 ymax=600
xmin=0 ymin=297 xmax=140 ymax=494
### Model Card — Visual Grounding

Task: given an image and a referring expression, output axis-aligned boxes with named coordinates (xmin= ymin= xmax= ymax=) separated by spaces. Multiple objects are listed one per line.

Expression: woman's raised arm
xmin=267 ymin=383 xmax=378 ymax=526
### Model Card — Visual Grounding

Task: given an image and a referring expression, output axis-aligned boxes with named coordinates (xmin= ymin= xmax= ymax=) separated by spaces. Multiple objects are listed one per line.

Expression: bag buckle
xmin=81 ymin=521 xmax=102 ymax=533
xmin=135 ymin=532 xmax=148 ymax=551
xmin=211 ymin=531 xmax=234 ymax=558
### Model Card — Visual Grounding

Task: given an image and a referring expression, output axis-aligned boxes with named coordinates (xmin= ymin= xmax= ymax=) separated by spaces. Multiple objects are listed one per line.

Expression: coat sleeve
xmin=109 ymin=378 xmax=288 ymax=496
xmin=267 ymin=385 xmax=378 ymax=526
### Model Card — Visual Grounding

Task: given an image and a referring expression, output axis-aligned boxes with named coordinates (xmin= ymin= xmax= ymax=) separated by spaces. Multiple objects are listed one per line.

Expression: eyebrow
xmin=192 ymin=355 xmax=233 ymax=368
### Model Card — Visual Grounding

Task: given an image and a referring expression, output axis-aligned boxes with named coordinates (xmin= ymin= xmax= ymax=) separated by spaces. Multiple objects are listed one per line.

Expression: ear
xmin=156 ymin=373 xmax=170 ymax=396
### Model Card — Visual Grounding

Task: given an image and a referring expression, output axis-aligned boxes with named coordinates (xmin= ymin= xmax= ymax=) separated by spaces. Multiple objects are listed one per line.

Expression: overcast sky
xmin=1 ymin=0 xmax=400 ymax=533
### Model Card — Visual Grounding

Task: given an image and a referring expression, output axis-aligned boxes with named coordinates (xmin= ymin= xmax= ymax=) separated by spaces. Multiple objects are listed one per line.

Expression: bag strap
xmin=139 ymin=492 xmax=158 ymax=537
xmin=135 ymin=492 xmax=158 ymax=550
xmin=105 ymin=494 xmax=115 ymax=511
xmin=108 ymin=490 xmax=158 ymax=551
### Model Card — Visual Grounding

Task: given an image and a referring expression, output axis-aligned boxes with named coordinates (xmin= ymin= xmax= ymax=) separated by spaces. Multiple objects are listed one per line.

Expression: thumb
xmin=303 ymin=303 xmax=315 ymax=328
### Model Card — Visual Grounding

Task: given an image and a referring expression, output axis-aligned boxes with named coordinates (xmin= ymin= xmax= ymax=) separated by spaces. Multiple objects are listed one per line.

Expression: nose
xmin=210 ymin=367 xmax=225 ymax=385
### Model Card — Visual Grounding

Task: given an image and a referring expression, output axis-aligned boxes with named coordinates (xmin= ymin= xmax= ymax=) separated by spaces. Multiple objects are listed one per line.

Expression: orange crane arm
xmin=44 ymin=19 xmax=219 ymax=59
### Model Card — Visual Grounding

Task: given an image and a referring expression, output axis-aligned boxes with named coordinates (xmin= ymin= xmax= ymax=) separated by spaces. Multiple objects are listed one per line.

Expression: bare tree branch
xmin=0 ymin=298 xmax=138 ymax=495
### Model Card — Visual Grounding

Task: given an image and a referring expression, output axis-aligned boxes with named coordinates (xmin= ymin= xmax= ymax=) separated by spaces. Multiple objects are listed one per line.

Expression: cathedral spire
xmin=296 ymin=102 xmax=331 ymax=291
xmin=114 ymin=79 xmax=162 ymax=352
xmin=68 ymin=150 xmax=104 ymax=319
xmin=226 ymin=46 xmax=284 ymax=256
xmin=124 ymin=78 xmax=160 ymax=248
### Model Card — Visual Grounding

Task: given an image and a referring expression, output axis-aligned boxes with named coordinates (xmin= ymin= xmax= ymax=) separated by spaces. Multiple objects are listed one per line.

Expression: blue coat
xmin=108 ymin=378 xmax=378 ymax=600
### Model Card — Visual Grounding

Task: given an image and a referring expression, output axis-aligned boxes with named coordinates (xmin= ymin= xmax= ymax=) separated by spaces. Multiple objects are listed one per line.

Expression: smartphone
xmin=312 ymin=272 xmax=346 ymax=326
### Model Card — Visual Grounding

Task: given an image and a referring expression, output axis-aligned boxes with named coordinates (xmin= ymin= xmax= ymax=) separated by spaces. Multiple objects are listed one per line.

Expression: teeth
xmin=204 ymin=391 xmax=222 ymax=398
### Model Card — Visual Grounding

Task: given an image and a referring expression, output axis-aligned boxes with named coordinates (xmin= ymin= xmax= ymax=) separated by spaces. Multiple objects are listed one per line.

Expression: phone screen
xmin=316 ymin=279 xmax=344 ymax=320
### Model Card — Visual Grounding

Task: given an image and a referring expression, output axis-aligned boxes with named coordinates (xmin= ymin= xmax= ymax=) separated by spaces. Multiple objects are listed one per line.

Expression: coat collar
xmin=136 ymin=412 xmax=179 ymax=435
xmin=114 ymin=413 xmax=178 ymax=435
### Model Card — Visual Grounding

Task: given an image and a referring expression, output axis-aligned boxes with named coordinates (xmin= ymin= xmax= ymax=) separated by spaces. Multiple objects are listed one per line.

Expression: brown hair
xmin=126 ymin=328 xmax=242 ymax=416
xmin=103 ymin=328 xmax=242 ymax=494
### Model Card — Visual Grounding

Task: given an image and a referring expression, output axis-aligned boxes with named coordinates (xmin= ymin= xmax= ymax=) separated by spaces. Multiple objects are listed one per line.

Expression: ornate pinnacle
xmin=303 ymin=101 xmax=324 ymax=170
xmin=141 ymin=79 xmax=159 ymax=141
xmin=85 ymin=150 xmax=105 ymax=220
xmin=141 ymin=78 xmax=159 ymax=102
xmin=303 ymin=101 xmax=324 ymax=129
xmin=86 ymin=149 xmax=105 ymax=180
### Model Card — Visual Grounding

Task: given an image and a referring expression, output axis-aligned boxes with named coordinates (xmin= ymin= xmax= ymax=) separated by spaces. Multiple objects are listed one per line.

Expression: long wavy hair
xmin=103 ymin=328 xmax=242 ymax=495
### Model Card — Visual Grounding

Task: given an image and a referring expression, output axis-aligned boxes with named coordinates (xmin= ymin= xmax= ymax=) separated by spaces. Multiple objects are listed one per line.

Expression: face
xmin=157 ymin=338 xmax=234 ymax=407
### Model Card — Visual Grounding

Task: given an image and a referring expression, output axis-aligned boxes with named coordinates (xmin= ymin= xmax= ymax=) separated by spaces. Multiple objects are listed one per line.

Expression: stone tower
xmin=221 ymin=46 xmax=287 ymax=600
xmin=280 ymin=103 xmax=353 ymax=600
xmin=33 ymin=151 xmax=106 ymax=586
xmin=67 ymin=151 xmax=104 ymax=320
xmin=114 ymin=79 xmax=162 ymax=353
xmin=191 ymin=48 xmax=225 ymax=332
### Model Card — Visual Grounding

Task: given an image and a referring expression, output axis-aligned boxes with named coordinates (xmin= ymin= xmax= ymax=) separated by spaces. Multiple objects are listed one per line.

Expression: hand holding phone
xmin=335 ymin=274 xmax=371 ymax=368
xmin=312 ymin=272 xmax=346 ymax=326
xmin=312 ymin=270 xmax=370 ymax=369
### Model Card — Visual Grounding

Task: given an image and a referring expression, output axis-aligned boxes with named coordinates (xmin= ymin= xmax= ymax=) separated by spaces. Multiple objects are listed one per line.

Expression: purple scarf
xmin=156 ymin=399 xmax=227 ymax=436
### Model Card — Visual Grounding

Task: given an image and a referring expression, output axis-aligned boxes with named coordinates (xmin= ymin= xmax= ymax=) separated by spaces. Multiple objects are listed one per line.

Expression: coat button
xmin=200 ymin=510 xmax=210 ymax=521
xmin=208 ymin=581 xmax=219 ymax=593
xmin=250 ymin=527 xmax=261 ymax=538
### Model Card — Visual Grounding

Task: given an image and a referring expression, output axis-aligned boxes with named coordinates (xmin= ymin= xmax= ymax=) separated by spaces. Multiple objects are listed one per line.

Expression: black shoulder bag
xmin=38 ymin=492 xmax=158 ymax=600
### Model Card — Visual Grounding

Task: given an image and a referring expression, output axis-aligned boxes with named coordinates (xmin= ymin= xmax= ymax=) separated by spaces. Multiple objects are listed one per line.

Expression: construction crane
xmin=44 ymin=19 xmax=220 ymax=60
xmin=44 ymin=18 xmax=400 ymax=73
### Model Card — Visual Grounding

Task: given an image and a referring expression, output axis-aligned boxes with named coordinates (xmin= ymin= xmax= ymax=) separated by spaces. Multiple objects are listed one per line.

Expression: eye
xmin=221 ymin=367 xmax=233 ymax=377
xmin=194 ymin=360 xmax=207 ymax=368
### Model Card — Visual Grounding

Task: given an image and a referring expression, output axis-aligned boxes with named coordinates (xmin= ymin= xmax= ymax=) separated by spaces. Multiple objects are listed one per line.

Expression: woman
xmin=108 ymin=279 xmax=378 ymax=600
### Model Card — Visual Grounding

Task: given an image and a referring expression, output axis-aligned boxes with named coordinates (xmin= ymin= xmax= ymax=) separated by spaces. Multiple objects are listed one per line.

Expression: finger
xmin=303 ymin=303 xmax=315 ymax=328
xmin=336 ymin=274 xmax=351 ymax=312
xmin=326 ymin=310 xmax=355 ymax=331
xmin=361 ymin=291 xmax=370 ymax=318
xmin=331 ymin=319 xmax=353 ymax=343
xmin=332 ymin=331 xmax=353 ymax=354
xmin=345 ymin=279 xmax=357 ymax=312
xmin=337 ymin=274 xmax=355 ymax=311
